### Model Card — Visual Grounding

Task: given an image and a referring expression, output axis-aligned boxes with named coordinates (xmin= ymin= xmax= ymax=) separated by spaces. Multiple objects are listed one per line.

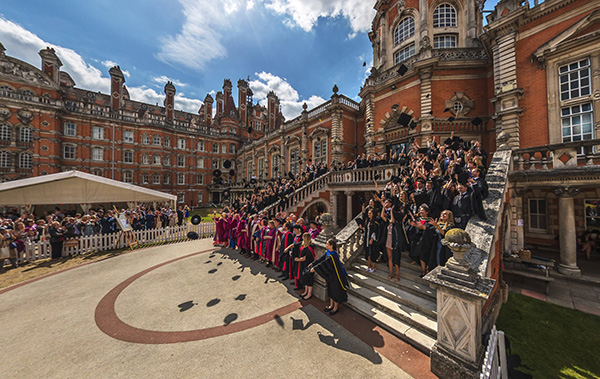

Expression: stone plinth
xmin=425 ymin=229 xmax=495 ymax=379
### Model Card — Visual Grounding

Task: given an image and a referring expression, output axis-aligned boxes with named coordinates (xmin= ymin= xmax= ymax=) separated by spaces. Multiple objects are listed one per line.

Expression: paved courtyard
xmin=0 ymin=240 xmax=433 ymax=378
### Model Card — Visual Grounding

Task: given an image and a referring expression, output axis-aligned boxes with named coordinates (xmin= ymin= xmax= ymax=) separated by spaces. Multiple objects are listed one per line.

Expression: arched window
xmin=20 ymin=89 xmax=34 ymax=100
xmin=394 ymin=17 xmax=415 ymax=46
xmin=141 ymin=173 xmax=149 ymax=184
xmin=19 ymin=152 xmax=32 ymax=169
xmin=142 ymin=133 xmax=150 ymax=144
xmin=433 ymin=4 xmax=457 ymax=28
xmin=0 ymin=151 xmax=10 ymax=167
xmin=164 ymin=173 xmax=171 ymax=184
xmin=19 ymin=127 xmax=32 ymax=142
xmin=142 ymin=154 xmax=150 ymax=165
xmin=152 ymin=174 xmax=161 ymax=184
xmin=0 ymin=124 xmax=11 ymax=141
xmin=153 ymin=155 xmax=161 ymax=165
xmin=0 ymin=85 xmax=14 ymax=93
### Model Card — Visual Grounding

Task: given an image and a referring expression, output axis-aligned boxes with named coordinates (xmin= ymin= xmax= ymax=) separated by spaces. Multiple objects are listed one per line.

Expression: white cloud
xmin=247 ymin=0 xmax=255 ymax=10
xmin=152 ymin=75 xmax=188 ymax=87
xmin=156 ymin=0 xmax=245 ymax=70
xmin=249 ymin=71 xmax=326 ymax=119
xmin=101 ymin=60 xmax=130 ymax=77
xmin=264 ymin=0 xmax=376 ymax=37
xmin=0 ymin=17 xmax=202 ymax=113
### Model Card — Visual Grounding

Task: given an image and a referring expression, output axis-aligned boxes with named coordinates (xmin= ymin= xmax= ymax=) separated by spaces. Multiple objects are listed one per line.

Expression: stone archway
xmin=299 ymin=198 xmax=331 ymax=221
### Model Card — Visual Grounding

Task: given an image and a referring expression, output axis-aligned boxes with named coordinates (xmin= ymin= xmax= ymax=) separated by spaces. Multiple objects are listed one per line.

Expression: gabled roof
xmin=0 ymin=170 xmax=176 ymax=205
xmin=532 ymin=9 xmax=600 ymax=62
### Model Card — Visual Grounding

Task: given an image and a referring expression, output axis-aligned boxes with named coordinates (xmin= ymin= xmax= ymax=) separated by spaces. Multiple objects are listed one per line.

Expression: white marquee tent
xmin=0 ymin=170 xmax=177 ymax=207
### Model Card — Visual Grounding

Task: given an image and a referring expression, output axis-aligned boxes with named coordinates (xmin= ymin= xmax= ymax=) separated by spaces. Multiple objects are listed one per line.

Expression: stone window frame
xmin=177 ymin=137 xmax=186 ymax=150
xmin=433 ymin=34 xmax=457 ymax=49
xmin=19 ymin=151 xmax=32 ymax=169
xmin=271 ymin=151 xmax=281 ymax=178
xmin=153 ymin=134 xmax=162 ymax=146
xmin=444 ymin=92 xmax=474 ymax=116
xmin=19 ymin=125 xmax=33 ymax=142
xmin=152 ymin=173 xmax=161 ymax=185
xmin=142 ymin=153 xmax=150 ymax=165
xmin=141 ymin=173 xmax=150 ymax=185
xmin=394 ymin=43 xmax=415 ymax=65
xmin=0 ymin=122 xmax=11 ymax=141
xmin=123 ymin=130 xmax=134 ymax=144
xmin=123 ymin=150 xmax=134 ymax=164
xmin=152 ymin=154 xmax=161 ymax=165
xmin=393 ymin=16 xmax=415 ymax=47
xmin=163 ymin=137 xmax=171 ymax=147
xmin=196 ymin=174 xmax=204 ymax=185
xmin=163 ymin=173 xmax=171 ymax=185
xmin=91 ymin=146 xmax=104 ymax=162
xmin=63 ymin=143 xmax=77 ymax=160
xmin=63 ymin=122 xmax=77 ymax=137
xmin=197 ymin=157 xmax=204 ymax=168
xmin=527 ymin=198 xmax=548 ymax=233
xmin=389 ymin=8 xmax=419 ymax=64
xmin=164 ymin=155 xmax=171 ymax=166
xmin=546 ymin=44 xmax=600 ymax=145
xmin=0 ymin=150 xmax=11 ymax=168
xmin=197 ymin=141 xmax=205 ymax=152
xmin=433 ymin=3 xmax=457 ymax=28
xmin=429 ymin=0 xmax=464 ymax=47
xmin=289 ymin=145 xmax=301 ymax=175
xmin=177 ymin=154 xmax=186 ymax=167
xmin=91 ymin=126 xmax=104 ymax=140
xmin=91 ymin=169 xmax=103 ymax=177
xmin=123 ymin=171 xmax=134 ymax=184
xmin=177 ymin=173 xmax=186 ymax=185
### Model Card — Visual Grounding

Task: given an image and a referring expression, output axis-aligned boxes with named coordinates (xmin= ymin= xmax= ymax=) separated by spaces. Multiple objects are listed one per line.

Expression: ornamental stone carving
xmin=552 ymin=186 xmax=581 ymax=198
xmin=17 ymin=108 xmax=34 ymax=124
xmin=0 ymin=105 xmax=10 ymax=121
xmin=445 ymin=92 xmax=475 ymax=116
xmin=0 ymin=59 xmax=55 ymax=87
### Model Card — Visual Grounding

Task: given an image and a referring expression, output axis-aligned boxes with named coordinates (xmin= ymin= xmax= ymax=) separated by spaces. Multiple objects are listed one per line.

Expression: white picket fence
xmin=481 ymin=325 xmax=508 ymax=379
xmin=9 ymin=223 xmax=216 ymax=265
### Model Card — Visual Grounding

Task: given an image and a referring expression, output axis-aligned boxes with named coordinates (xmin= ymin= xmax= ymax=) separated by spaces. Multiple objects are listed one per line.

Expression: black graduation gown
xmin=409 ymin=218 xmax=437 ymax=268
xmin=290 ymin=235 xmax=302 ymax=282
xmin=313 ymin=251 xmax=349 ymax=303
xmin=278 ymin=231 xmax=295 ymax=272
xmin=298 ymin=245 xmax=316 ymax=286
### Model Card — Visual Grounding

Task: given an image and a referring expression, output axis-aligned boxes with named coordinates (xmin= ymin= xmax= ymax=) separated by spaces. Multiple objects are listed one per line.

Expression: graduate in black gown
xmin=310 ymin=239 xmax=349 ymax=315
xmin=408 ymin=204 xmax=438 ymax=277
xmin=297 ymin=233 xmax=316 ymax=300
xmin=290 ymin=224 xmax=303 ymax=288
xmin=277 ymin=222 xmax=295 ymax=279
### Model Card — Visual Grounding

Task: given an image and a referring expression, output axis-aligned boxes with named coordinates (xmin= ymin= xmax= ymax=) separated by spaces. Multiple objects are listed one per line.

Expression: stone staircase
xmin=345 ymin=253 xmax=438 ymax=354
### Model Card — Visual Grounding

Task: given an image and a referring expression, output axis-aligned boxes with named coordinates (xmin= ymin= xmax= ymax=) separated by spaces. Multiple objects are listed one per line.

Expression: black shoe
xmin=329 ymin=309 xmax=339 ymax=316
xmin=324 ymin=306 xmax=332 ymax=312
xmin=278 ymin=273 xmax=287 ymax=279
xmin=266 ymin=262 xmax=271 ymax=268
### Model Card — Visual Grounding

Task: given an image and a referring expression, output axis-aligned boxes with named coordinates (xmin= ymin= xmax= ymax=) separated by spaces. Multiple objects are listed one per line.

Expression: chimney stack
xmin=238 ymin=79 xmax=248 ymax=126
xmin=267 ymin=91 xmax=278 ymax=131
xmin=164 ymin=81 xmax=176 ymax=123
xmin=109 ymin=66 xmax=126 ymax=111
xmin=216 ymin=91 xmax=224 ymax=119
xmin=204 ymin=93 xmax=214 ymax=125
xmin=39 ymin=47 xmax=62 ymax=84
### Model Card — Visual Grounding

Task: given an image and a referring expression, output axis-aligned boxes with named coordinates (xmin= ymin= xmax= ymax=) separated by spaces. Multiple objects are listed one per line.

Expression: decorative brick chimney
xmin=39 ymin=47 xmax=62 ymax=84
xmin=216 ymin=91 xmax=224 ymax=119
xmin=237 ymin=79 xmax=248 ymax=126
xmin=267 ymin=91 xmax=279 ymax=131
xmin=204 ymin=93 xmax=214 ymax=125
xmin=109 ymin=66 xmax=126 ymax=111
xmin=164 ymin=81 xmax=176 ymax=123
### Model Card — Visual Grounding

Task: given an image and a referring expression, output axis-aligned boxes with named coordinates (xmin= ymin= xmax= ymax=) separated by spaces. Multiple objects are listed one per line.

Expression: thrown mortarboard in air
xmin=229 ymin=169 xmax=235 ymax=176
xmin=429 ymin=110 xmax=434 ymax=115
xmin=391 ymin=176 xmax=401 ymax=184
xmin=397 ymin=64 xmax=408 ymax=76
xmin=250 ymin=178 xmax=257 ymax=184
xmin=424 ymin=161 xmax=434 ymax=171
xmin=409 ymin=121 xmax=418 ymax=129
xmin=223 ymin=160 xmax=232 ymax=169
xmin=444 ymin=108 xmax=450 ymax=112
xmin=448 ymin=116 xmax=455 ymax=122
xmin=288 ymin=171 xmax=295 ymax=180
xmin=363 ymin=62 xmax=367 ymax=67
xmin=397 ymin=112 xmax=412 ymax=127
xmin=457 ymin=170 xmax=470 ymax=185
xmin=417 ymin=147 xmax=430 ymax=155
xmin=471 ymin=117 xmax=483 ymax=126
xmin=248 ymin=127 xmax=253 ymax=134
xmin=213 ymin=169 xmax=222 ymax=177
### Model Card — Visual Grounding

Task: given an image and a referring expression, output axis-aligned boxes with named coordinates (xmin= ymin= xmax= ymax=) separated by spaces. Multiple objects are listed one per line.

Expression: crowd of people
xmin=212 ymin=208 xmax=349 ymax=315
xmin=0 ymin=205 xmax=191 ymax=268
xmin=356 ymin=133 xmax=489 ymax=279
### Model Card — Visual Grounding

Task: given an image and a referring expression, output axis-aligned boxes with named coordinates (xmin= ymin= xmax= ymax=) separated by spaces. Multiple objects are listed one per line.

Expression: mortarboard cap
xmin=223 ymin=160 xmax=232 ymax=169
xmin=213 ymin=169 xmax=222 ymax=177
xmin=471 ymin=117 xmax=482 ymax=126
xmin=447 ymin=117 xmax=455 ymax=122
xmin=397 ymin=64 xmax=408 ymax=76
xmin=397 ymin=113 xmax=412 ymax=127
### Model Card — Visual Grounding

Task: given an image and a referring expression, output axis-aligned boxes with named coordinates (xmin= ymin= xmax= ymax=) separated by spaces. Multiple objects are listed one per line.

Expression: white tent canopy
xmin=0 ymin=170 xmax=177 ymax=206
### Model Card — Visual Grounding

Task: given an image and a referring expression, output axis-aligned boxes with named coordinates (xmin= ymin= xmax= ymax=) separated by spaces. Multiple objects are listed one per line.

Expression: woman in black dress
xmin=310 ymin=239 xmax=348 ymax=315
xmin=297 ymin=233 xmax=316 ymax=300
xmin=363 ymin=208 xmax=382 ymax=273
xmin=48 ymin=221 xmax=65 ymax=259
xmin=408 ymin=204 xmax=437 ymax=277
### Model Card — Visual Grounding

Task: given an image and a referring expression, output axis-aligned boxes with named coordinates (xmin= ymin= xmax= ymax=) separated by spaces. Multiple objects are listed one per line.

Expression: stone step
xmin=357 ymin=256 xmax=423 ymax=275
xmin=347 ymin=271 xmax=437 ymax=319
xmin=347 ymin=281 xmax=437 ymax=338
xmin=351 ymin=262 xmax=437 ymax=301
xmin=346 ymin=293 xmax=436 ymax=354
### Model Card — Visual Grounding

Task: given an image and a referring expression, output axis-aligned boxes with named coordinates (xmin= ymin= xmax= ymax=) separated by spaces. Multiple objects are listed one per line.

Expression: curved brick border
xmin=94 ymin=249 xmax=301 ymax=344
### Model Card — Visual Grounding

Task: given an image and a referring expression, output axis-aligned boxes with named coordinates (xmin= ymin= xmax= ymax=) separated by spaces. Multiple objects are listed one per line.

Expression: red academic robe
xmin=236 ymin=219 xmax=249 ymax=250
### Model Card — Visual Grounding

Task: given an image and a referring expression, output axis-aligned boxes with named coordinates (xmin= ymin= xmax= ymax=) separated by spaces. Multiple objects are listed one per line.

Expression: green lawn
xmin=190 ymin=207 xmax=220 ymax=222
xmin=496 ymin=292 xmax=600 ymax=379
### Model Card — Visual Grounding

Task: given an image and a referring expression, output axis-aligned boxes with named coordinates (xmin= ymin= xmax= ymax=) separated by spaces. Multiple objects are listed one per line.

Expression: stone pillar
xmin=553 ymin=186 xmax=581 ymax=277
xmin=365 ymin=95 xmax=375 ymax=156
xmin=345 ymin=191 xmax=354 ymax=225
xmin=330 ymin=191 xmax=339 ymax=228
xmin=313 ymin=213 xmax=335 ymax=301
xmin=425 ymin=229 xmax=495 ymax=379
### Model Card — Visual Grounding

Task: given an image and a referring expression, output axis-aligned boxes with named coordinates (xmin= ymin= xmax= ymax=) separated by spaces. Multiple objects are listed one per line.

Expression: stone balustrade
xmin=0 ymin=89 xmax=57 ymax=105
xmin=512 ymin=139 xmax=600 ymax=171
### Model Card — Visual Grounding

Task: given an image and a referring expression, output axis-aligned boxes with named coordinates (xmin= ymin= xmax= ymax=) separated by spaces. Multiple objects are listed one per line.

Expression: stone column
xmin=345 ymin=191 xmax=354 ymax=225
xmin=425 ymin=229 xmax=495 ymax=379
xmin=330 ymin=191 xmax=339 ymax=228
xmin=553 ymin=186 xmax=581 ymax=277
xmin=365 ymin=95 xmax=375 ymax=156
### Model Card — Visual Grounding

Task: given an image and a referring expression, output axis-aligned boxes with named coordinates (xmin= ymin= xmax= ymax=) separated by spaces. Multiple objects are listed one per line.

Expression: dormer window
xmin=433 ymin=4 xmax=457 ymax=28
xmin=394 ymin=17 xmax=415 ymax=46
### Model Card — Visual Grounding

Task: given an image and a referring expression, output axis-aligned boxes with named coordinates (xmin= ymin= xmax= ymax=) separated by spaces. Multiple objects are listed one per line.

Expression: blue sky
xmin=0 ymin=0 xmax=503 ymax=119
